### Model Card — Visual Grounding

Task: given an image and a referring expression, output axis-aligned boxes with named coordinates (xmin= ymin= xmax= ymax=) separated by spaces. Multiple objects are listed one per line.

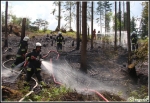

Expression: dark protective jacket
xmin=56 ymin=34 xmax=64 ymax=44
xmin=26 ymin=49 xmax=42 ymax=68
xmin=17 ymin=41 xmax=28 ymax=56
xmin=131 ymin=33 xmax=137 ymax=44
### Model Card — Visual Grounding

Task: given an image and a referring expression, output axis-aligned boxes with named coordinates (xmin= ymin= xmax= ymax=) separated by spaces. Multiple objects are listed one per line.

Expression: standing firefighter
xmin=56 ymin=32 xmax=64 ymax=52
xmin=93 ymin=29 xmax=96 ymax=40
xmin=23 ymin=42 xmax=49 ymax=87
xmin=131 ymin=31 xmax=138 ymax=51
xmin=11 ymin=36 xmax=29 ymax=68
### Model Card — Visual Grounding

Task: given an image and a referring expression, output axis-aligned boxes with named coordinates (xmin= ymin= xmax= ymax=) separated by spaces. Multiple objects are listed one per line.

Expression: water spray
xmin=2 ymin=50 xmax=109 ymax=102
xmin=46 ymin=50 xmax=109 ymax=102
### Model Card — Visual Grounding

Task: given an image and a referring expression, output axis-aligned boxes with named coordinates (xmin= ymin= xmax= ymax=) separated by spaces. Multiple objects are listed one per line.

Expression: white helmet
xmin=58 ymin=31 xmax=62 ymax=35
xmin=36 ymin=42 xmax=42 ymax=47
xmin=23 ymin=36 xmax=29 ymax=41
xmin=132 ymin=31 xmax=136 ymax=34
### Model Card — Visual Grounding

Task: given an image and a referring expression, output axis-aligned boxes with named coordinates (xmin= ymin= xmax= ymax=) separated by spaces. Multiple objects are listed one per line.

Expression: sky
xmin=1 ymin=1 xmax=146 ymax=33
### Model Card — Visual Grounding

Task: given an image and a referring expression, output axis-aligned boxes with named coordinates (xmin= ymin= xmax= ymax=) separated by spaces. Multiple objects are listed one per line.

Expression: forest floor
xmin=1 ymin=33 xmax=149 ymax=102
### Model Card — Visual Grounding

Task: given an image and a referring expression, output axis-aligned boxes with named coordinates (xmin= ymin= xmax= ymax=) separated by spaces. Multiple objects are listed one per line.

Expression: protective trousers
xmin=57 ymin=43 xmax=62 ymax=51
xmin=11 ymin=55 xmax=25 ymax=68
xmin=132 ymin=43 xmax=138 ymax=51
xmin=26 ymin=66 xmax=42 ymax=82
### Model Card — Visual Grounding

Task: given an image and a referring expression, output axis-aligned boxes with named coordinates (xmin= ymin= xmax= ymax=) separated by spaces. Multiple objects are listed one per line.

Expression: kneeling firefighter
xmin=23 ymin=42 xmax=49 ymax=87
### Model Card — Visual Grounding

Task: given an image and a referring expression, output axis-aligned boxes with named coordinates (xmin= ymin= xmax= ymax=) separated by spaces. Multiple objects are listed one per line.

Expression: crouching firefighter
xmin=11 ymin=36 xmax=29 ymax=69
xmin=23 ymin=42 xmax=49 ymax=87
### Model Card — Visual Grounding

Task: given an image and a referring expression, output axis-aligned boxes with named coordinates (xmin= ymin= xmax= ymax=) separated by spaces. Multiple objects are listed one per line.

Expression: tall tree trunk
xmin=20 ymin=18 xmax=26 ymax=43
xmin=100 ymin=13 xmax=102 ymax=33
xmin=70 ymin=2 xmax=72 ymax=31
xmin=123 ymin=1 xmax=125 ymax=31
xmin=79 ymin=2 xmax=82 ymax=36
xmin=76 ymin=2 xmax=80 ymax=50
xmin=105 ymin=6 xmax=106 ymax=35
xmin=126 ymin=2 xmax=131 ymax=64
xmin=91 ymin=1 xmax=93 ymax=49
xmin=58 ymin=1 xmax=61 ymax=30
xmin=80 ymin=2 xmax=87 ymax=73
xmin=4 ymin=1 xmax=8 ymax=47
xmin=119 ymin=1 xmax=121 ymax=46
xmin=88 ymin=27 xmax=89 ymax=39
xmin=114 ymin=1 xmax=117 ymax=51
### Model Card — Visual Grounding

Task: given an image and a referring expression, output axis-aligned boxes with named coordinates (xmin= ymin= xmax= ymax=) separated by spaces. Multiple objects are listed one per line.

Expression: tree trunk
xmin=58 ymin=1 xmax=61 ymax=30
xmin=126 ymin=2 xmax=131 ymax=64
xmin=91 ymin=1 xmax=93 ymax=49
xmin=100 ymin=13 xmax=102 ymax=33
xmin=119 ymin=1 xmax=121 ymax=46
xmin=123 ymin=1 xmax=125 ymax=31
xmin=80 ymin=2 xmax=87 ymax=73
xmin=105 ymin=5 xmax=106 ymax=35
xmin=114 ymin=1 xmax=117 ymax=51
xmin=88 ymin=27 xmax=89 ymax=39
xmin=76 ymin=2 xmax=80 ymax=50
xmin=79 ymin=2 xmax=82 ymax=36
xmin=70 ymin=2 xmax=72 ymax=31
xmin=20 ymin=18 xmax=26 ymax=43
xmin=4 ymin=1 xmax=8 ymax=47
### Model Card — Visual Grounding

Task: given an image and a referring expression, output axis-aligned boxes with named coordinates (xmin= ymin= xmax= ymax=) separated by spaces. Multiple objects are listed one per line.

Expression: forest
xmin=1 ymin=1 xmax=149 ymax=102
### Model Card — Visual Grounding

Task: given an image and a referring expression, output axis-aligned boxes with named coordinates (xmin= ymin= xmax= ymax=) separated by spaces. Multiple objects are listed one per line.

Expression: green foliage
xmin=63 ymin=1 xmax=76 ymax=31
xmin=105 ymin=12 xmax=113 ymax=32
xmin=11 ymin=15 xmax=23 ymax=26
xmin=24 ymin=85 xmax=72 ymax=101
xmin=141 ymin=2 xmax=148 ymax=37
xmin=32 ymin=19 xmax=49 ymax=31
xmin=130 ymin=17 xmax=136 ymax=32
xmin=132 ymin=39 xmax=148 ymax=65
xmin=63 ymin=31 xmax=76 ymax=38
xmin=96 ymin=1 xmax=104 ymax=16
xmin=112 ymin=12 xmax=126 ymax=31
xmin=25 ymin=18 xmax=32 ymax=30
xmin=129 ymin=85 xmax=148 ymax=99
xmin=1 ymin=12 xmax=5 ymax=25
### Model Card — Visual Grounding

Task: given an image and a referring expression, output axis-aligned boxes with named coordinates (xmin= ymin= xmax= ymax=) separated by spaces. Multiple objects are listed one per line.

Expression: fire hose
xmin=2 ymin=59 xmax=38 ymax=102
xmin=49 ymin=50 xmax=109 ymax=102
xmin=2 ymin=50 xmax=109 ymax=102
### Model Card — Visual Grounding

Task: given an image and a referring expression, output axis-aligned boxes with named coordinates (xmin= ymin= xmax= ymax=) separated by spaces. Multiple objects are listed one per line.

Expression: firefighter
xmin=11 ymin=36 xmax=29 ymax=69
xmin=131 ymin=31 xmax=138 ymax=51
xmin=93 ymin=29 xmax=96 ymax=40
xmin=56 ymin=31 xmax=64 ymax=52
xmin=23 ymin=42 xmax=49 ymax=87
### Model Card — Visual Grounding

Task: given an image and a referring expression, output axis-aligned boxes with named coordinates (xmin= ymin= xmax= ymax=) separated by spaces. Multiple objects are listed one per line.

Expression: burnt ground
xmin=1 ymin=34 xmax=149 ymax=101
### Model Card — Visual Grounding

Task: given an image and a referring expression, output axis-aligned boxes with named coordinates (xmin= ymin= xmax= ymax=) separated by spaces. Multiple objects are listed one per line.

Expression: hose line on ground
xmin=50 ymin=50 xmax=109 ymax=102
xmin=2 ymin=59 xmax=38 ymax=102
xmin=2 ymin=50 xmax=109 ymax=102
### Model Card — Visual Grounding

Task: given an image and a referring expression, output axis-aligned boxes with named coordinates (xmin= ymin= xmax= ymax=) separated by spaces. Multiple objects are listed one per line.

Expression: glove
xmin=40 ymin=59 xmax=44 ymax=61
xmin=31 ymin=56 xmax=36 ymax=59
xmin=24 ymin=61 xmax=28 ymax=67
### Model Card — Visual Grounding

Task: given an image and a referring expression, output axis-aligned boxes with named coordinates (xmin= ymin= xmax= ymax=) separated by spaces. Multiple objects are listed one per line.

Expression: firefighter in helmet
xmin=56 ymin=31 xmax=64 ymax=52
xmin=131 ymin=31 xmax=138 ymax=51
xmin=23 ymin=42 xmax=49 ymax=87
xmin=11 ymin=36 xmax=29 ymax=68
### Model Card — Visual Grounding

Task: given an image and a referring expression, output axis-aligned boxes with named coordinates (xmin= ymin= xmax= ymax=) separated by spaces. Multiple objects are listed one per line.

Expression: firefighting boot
xmin=11 ymin=64 xmax=16 ymax=72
